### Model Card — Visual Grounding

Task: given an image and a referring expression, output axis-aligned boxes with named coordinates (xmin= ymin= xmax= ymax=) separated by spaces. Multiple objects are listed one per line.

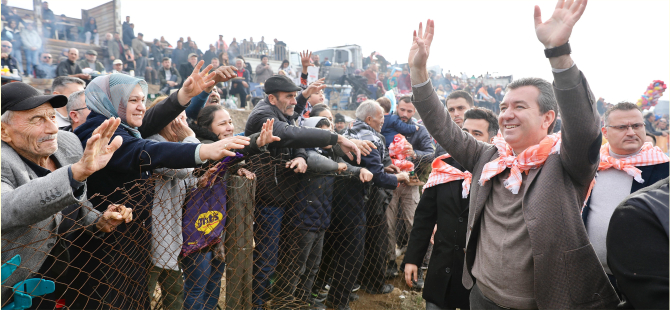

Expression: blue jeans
xmin=23 ymin=48 xmax=39 ymax=76
xmin=252 ymin=205 xmax=284 ymax=308
xmin=180 ymin=250 xmax=226 ymax=310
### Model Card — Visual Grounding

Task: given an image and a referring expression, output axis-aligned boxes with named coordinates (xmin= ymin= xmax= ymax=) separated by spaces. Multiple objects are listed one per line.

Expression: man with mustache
xmin=407 ymin=0 xmax=620 ymax=308
xmin=1 ymin=82 xmax=133 ymax=307
xmin=581 ymin=101 xmax=669 ymax=295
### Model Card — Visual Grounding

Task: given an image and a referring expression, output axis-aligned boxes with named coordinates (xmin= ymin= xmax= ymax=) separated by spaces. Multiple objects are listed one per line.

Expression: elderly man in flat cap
xmin=1 ymin=82 xmax=133 ymax=308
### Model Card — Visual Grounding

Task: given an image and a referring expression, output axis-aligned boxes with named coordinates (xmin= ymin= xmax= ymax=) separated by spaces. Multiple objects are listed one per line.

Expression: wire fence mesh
xmin=2 ymin=152 xmax=434 ymax=310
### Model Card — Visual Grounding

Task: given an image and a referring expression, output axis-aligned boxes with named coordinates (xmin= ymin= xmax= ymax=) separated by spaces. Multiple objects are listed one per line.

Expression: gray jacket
xmin=412 ymin=65 xmax=619 ymax=309
xmin=306 ymin=148 xmax=362 ymax=177
xmin=1 ymin=131 xmax=101 ymax=303
xmin=147 ymin=134 xmax=198 ymax=271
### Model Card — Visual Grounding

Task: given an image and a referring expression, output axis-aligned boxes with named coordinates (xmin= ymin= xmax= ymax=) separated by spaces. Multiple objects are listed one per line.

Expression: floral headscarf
xmin=85 ymin=73 xmax=148 ymax=138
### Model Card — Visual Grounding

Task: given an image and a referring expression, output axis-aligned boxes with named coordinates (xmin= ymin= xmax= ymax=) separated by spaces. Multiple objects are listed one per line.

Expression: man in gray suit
xmin=406 ymin=0 xmax=619 ymax=309
xmin=1 ymin=82 xmax=133 ymax=307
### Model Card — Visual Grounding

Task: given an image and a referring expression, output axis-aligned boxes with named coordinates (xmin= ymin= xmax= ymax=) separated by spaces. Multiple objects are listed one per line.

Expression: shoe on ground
xmin=351 ymin=283 xmax=360 ymax=292
xmin=313 ymin=291 xmax=328 ymax=303
xmin=364 ymin=283 xmax=394 ymax=294
xmin=385 ymin=267 xmax=399 ymax=278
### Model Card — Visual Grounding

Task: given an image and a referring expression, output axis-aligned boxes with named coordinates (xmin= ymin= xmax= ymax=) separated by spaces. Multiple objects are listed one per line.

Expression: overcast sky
xmin=10 ymin=0 xmax=670 ymax=103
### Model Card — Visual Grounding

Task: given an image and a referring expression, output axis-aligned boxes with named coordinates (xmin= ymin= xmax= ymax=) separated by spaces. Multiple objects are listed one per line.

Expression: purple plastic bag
xmin=181 ymin=153 xmax=243 ymax=257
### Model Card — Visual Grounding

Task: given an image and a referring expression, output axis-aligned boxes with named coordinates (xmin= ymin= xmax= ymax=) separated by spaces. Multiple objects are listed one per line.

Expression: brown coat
xmin=412 ymin=65 xmax=619 ymax=309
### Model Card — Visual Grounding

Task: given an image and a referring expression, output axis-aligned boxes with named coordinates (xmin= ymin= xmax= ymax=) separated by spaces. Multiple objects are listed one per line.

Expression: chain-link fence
xmin=2 ymin=152 xmax=434 ymax=310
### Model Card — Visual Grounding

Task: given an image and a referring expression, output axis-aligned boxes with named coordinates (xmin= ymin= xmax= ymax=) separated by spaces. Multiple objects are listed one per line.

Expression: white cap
xmin=303 ymin=116 xmax=326 ymax=128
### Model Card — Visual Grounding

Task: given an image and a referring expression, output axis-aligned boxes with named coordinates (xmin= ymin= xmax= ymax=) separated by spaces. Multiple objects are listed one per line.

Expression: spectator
xmin=4 ymin=20 xmax=22 ymax=75
xmin=248 ymin=37 xmax=257 ymax=53
xmin=158 ymin=57 xmax=181 ymax=95
xmin=323 ymin=57 xmax=332 ymax=66
xmin=56 ymin=48 xmax=90 ymax=81
xmin=404 ymin=107 xmax=498 ymax=310
xmin=74 ymin=65 xmax=246 ymax=309
xmin=179 ymin=53 xmax=198 ymax=87
xmin=258 ymin=36 xmax=268 ymax=55
xmin=132 ymin=32 xmax=149 ymax=79
xmin=656 ymin=117 xmax=668 ymax=132
xmin=123 ymin=21 xmax=135 ymax=46
xmin=83 ymin=17 xmax=99 ymax=46
xmin=150 ymin=38 xmax=164 ymax=68
xmin=1 ymin=40 xmax=18 ymax=73
xmin=384 ymin=96 xmax=433 ymax=283
xmin=219 ymin=51 xmax=229 ymax=66
xmin=274 ymin=38 xmax=286 ymax=60
xmin=644 ymin=111 xmax=667 ymax=136
xmin=379 ymin=96 xmax=419 ymax=148
xmin=397 ymin=67 xmax=411 ymax=92
xmin=274 ymin=112 xmax=371 ymax=310
xmin=255 ymin=55 xmax=273 ymax=83
xmin=362 ymin=63 xmax=378 ymax=85
xmin=279 ymin=59 xmax=294 ymax=78
xmin=192 ymin=41 xmax=203 ymax=60
xmin=64 ymin=90 xmax=89 ymax=132
xmin=1 ymin=0 xmax=10 ymax=21
xmin=607 ymin=178 xmax=669 ymax=310
xmin=0 ymin=82 xmax=131 ymax=307
xmin=312 ymin=54 xmax=321 ymax=67
xmin=203 ymin=44 xmax=217 ymax=66
xmin=111 ymin=59 xmax=128 ymax=74
xmin=160 ymin=36 xmax=172 ymax=48
xmin=325 ymin=100 xmax=408 ymax=308
xmin=77 ymin=50 xmax=105 ymax=73
xmin=41 ymin=1 xmax=55 ymax=38
xmin=409 ymin=10 xmax=619 ymax=308
xmin=244 ymin=75 xmax=362 ymax=309
xmin=171 ymin=40 xmax=188 ymax=69
xmin=34 ymin=52 xmax=56 ymax=79
xmin=51 ymin=76 xmax=85 ymax=129
xmin=123 ymin=43 xmax=135 ymax=72
xmin=21 ymin=22 xmax=41 ymax=77
xmin=597 ymin=97 xmax=606 ymax=115
xmin=582 ymin=102 xmax=669 ymax=294
xmin=334 ymin=113 xmax=347 ymax=134
xmin=107 ymin=33 xmax=124 ymax=70
xmin=227 ymin=37 xmax=239 ymax=61
xmin=215 ymin=34 xmax=227 ymax=54
xmin=230 ymin=58 xmax=250 ymax=109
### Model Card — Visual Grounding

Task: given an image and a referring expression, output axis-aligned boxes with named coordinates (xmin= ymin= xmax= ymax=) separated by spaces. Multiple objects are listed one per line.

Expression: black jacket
xmin=178 ymin=62 xmax=195 ymax=87
xmin=158 ymin=66 xmax=181 ymax=89
xmin=403 ymin=157 xmax=470 ymax=309
xmin=607 ymin=178 xmax=668 ymax=310
xmin=244 ymin=96 xmax=338 ymax=206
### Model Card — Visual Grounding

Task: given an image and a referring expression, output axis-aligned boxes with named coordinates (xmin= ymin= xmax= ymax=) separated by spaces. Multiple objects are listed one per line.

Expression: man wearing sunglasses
xmin=35 ymin=52 xmax=57 ymax=79
xmin=582 ymin=101 xmax=669 ymax=296
xmin=1 ymin=40 xmax=18 ymax=73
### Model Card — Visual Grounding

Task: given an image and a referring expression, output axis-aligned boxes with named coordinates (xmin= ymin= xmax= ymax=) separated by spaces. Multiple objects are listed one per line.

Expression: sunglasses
xmin=2 ymin=45 xmax=12 ymax=48
xmin=43 ymin=56 xmax=52 ymax=59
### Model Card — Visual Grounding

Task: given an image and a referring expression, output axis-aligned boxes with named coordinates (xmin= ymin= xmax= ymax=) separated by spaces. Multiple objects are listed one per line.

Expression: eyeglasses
xmin=606 ymin=123 xmax=644 ymax=131
xmin=43 ymin=56 xmax=52 ymax=59
xmin=2 ymin=45 xmax=12 ymax=48
xmin=73 ymin=107 xmax=89 ymax=112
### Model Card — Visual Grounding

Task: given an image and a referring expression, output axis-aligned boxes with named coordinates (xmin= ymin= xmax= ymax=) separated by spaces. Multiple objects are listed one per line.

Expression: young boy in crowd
xmin=273 ymin=117 xmax=372 ymax=309
xmin=378 ymin=97 xmax=419 ymax=147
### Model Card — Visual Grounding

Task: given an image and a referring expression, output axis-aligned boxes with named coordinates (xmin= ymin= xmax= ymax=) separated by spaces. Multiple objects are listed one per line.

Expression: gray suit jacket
xmin=1 ymin=131 xmax=101 ymax=303
xmin=412 ymin=65 xmax=619 ymax=309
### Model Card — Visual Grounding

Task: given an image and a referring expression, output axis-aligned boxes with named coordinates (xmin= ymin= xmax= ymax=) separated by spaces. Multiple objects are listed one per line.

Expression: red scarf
xmin=479 ymin=133 xmax=561 ymax=194
xmin=583 ymin=142 xmax=669 ymax=206
xmin=423 ymin=154 xmax=472 ymax=198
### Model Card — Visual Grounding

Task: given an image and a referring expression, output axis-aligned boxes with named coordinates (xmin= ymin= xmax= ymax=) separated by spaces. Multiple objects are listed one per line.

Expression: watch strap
xmin=544 ymin=42 xmax=571 ymax=58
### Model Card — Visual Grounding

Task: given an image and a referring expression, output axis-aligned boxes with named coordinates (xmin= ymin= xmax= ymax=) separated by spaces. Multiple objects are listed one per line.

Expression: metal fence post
xmin=224 ymin=175 xmax=255 ymax=310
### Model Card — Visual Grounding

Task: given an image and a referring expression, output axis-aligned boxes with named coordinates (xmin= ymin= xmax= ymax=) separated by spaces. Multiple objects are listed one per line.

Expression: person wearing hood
xmin=72 ymin=62 xmax=247 ymax=309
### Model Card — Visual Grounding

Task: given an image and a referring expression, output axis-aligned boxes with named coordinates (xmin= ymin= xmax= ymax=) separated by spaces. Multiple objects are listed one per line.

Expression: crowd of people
xmin=1 ymin=1 xmax=669 ymax=310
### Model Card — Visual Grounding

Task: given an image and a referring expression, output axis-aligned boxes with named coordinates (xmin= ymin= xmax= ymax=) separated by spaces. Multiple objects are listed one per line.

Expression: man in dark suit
xmin=407 ymin=0 xmax=620 ymax=308
xmin=404 ymin=107 xmax=498 ymax=310
xmin=582 ymin=101 xmax=669 ymax=294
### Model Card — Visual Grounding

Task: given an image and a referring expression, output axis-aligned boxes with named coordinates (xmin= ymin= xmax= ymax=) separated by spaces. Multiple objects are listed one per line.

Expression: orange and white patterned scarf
xmin=479 ymin=133 xmax=561 ymax=194
xmin=423 ymin=154 xmax=472 ymax=198
xmin=584 ymin=142 xmax=669 ymax=205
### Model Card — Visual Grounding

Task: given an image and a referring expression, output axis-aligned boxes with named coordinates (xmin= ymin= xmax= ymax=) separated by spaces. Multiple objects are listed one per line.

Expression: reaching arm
xmin=185 ymin=91 xmax=209 ymax=120
xmin=408 ymin=20 xmax=488 ymax=172
xmin=390 ymin=117 xmax=418 ymax=135
xmin=360 ymin=148 xmax=398 ymax=189
xmin=139 ymin=90 xmax=188 ymax=138
xmin=305 ymin=149 xmax=339 ymax=173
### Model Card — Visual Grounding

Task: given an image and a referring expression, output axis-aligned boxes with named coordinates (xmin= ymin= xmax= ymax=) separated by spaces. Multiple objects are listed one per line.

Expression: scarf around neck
xmin=85 ymin=73 xmax=148 ymax=138
xmin=583 ymin=142 xmax=669 ymax=206
xmin=424 ymin=154 xmax=472 ymax=198
xmin=479 ymin=133 xmax=561 ymax=194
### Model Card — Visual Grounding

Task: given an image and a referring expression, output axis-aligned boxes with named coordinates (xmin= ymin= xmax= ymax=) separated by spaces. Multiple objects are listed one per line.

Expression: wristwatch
xmin=544 ymin=42 xmax=571 ymax=58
